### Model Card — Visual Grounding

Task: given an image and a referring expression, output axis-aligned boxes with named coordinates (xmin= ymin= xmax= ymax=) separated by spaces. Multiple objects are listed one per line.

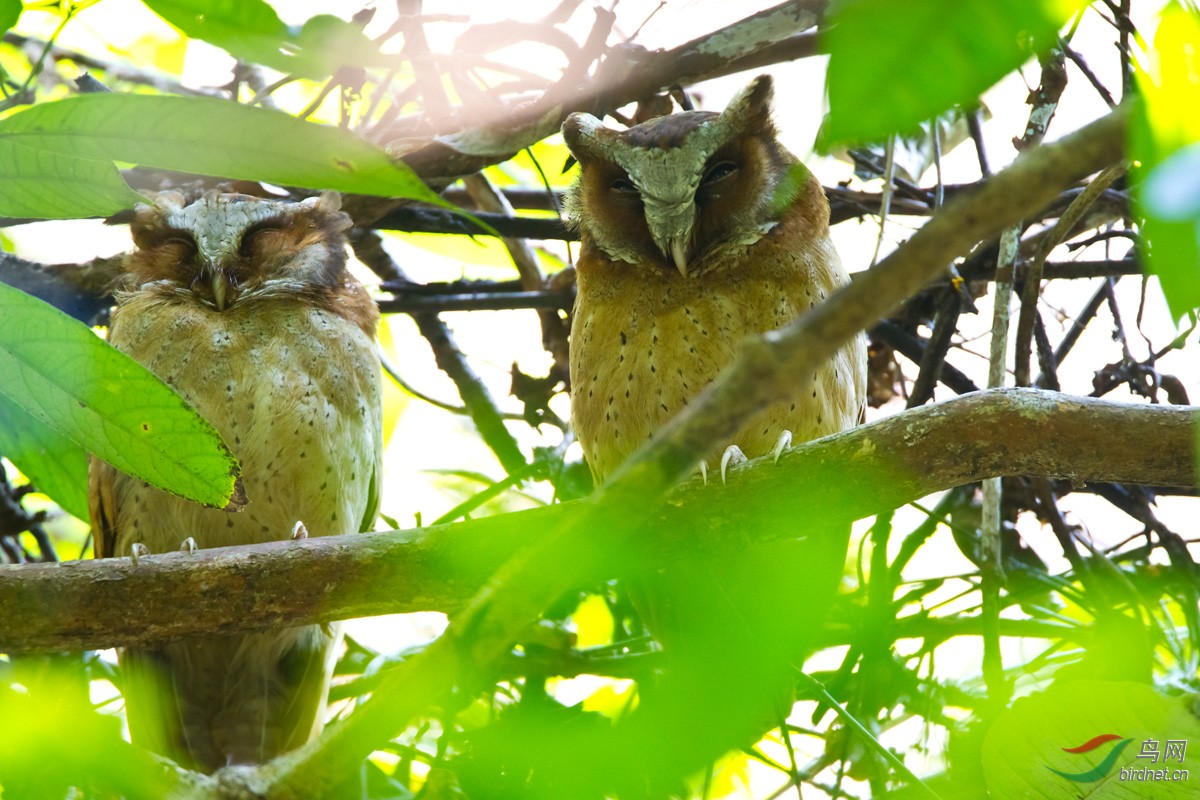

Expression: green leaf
xmin=0 ymin=281 xmax=240 ymax=509
xmin=0 ymin=94 xmax=442 ymax=203
xmin=141 ymin=0 xmax=292 ymax=72
xmin=983 ymin=680 xmax=1200 ymax=798
xmin=0 ymin=140 xmax=146 ymax=219
xmin=0 ymin=0 xmax=21 ymax=34
xmin=141 ymin=0 xmax=385 ymax=79
xmin=767 ymin=162 xmax=813 ymax=217
xmin=823 ymin=0 xmax=1083 ymax=146
xmin=1131 ymin=3 xmax=1200 ymax=320
xmin=289 ymin=14 xmax=389 ymax=77
xmin=0 ymin=392 xmax=90 ymax=520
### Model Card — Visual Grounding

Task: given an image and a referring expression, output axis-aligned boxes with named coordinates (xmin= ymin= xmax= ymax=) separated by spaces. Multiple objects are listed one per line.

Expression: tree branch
xmin=2 ymin=389 xmax=1192 ymax=655
xmin=350 ymin=230 xmax=527 ymax=475
xmin=341 ymin=1 xmax=828 ymax=224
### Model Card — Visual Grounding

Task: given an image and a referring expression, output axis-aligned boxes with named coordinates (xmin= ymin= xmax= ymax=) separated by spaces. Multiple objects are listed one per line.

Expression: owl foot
xmin=720 ymin=445 xmax=747 ymax=484
xmin=180 ymin=537 xmax=197 ymax=553
xmin=129 ymin=542 xmax=151 ymax=566
xmin=771 ymin=430 xmax=793 ymax=463
xmin=291 ymin=521 xmax=309 ymax=540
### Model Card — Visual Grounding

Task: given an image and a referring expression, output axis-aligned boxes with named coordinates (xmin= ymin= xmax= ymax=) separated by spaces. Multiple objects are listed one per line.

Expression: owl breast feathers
xmin=564 ymin=75 xmax=867 ymax=482
xmin=88 ymin=191 xmax=382 ymax=771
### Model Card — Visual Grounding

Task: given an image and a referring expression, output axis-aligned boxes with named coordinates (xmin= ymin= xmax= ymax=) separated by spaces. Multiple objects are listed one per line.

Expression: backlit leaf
xmin=0 ymin=94 xmax=442 ymax=204
xmin=1131 ymin=3 xmax=1200 ymax=319
xmin=823 ymin=0 xmax=1083 ymax=146
xmin=0 ymin=141 xmax=145 ymax=219
xmin=0 ymin=281 xmax=240 ymax=509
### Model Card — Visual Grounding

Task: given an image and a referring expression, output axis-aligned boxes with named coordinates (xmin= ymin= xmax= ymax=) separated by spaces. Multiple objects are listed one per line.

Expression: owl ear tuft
xmin=152 ymin=190 xmax=187 ymax=212
xmin=562 ymin=113 xmax=618 ymax=163
xmin=315 ymin=191 xmax=342 ymax=212
xmin=722 ymin=74 xmax=775 ymax=133
xmin=295 ymin=192 xmax=339 ymax=212
xmin=298 ymin=192 xmax=352 ymax=233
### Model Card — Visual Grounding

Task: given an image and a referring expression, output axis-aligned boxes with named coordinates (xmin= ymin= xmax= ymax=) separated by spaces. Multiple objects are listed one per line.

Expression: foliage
xmin=0 ymin=93 xmax=445 ymax=217
xmin=1131 ymin=1 xmax=1200 ymax=318
xmin=0 ymin=280 xmax=238 ymax=513
xmin=822 ymin=0 xmax=1086 ymax=145
xmin=0 ymin=1 xmax=1197 ymax=799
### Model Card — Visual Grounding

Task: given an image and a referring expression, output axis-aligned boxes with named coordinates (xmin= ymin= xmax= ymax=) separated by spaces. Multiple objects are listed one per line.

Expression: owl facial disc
xmin=134 ymin=192 xmax=344 ymax=311
xmin=563 ymin=75 xmax=775 ymax=277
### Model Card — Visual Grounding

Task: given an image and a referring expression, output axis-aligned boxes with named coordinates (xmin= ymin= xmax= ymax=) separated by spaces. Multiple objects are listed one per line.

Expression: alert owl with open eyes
xmin=563 ymin=76 xmax=867 ymax=762
xmin=87 ymin=191 xmax=382 ymax=772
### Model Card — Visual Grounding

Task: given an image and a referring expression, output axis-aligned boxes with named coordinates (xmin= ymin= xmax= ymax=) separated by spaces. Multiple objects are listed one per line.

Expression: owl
xmin=88 ymin=191 xmax=383 ymax=772
xmin=563 ymin=75 xmax=867 ymax=754
xmin=565 ymin=75 xmax=866 ymax=482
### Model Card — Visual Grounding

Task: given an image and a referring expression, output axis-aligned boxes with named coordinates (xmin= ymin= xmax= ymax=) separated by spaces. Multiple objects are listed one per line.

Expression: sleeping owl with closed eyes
xmin=563 ymin=75 xmax=866 ymax=772
xmin=566 ymin=75 xmax=866 ymax=483
xmin=88 ymin=191 xmax=382 ymax=772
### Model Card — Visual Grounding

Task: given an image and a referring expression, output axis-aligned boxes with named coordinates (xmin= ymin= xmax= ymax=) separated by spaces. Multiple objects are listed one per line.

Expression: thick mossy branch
xmin=0 ymin=389 xmax=1193 ymax=654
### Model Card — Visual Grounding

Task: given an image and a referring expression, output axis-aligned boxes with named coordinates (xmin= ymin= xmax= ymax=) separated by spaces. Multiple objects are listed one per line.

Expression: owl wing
xmin=358 ymin=459 xmax=381 ymax=534
xmin=355 ymin=360 xmax=385 ymax=534
xmin=87 ymin=455 xmax=120 ymax=560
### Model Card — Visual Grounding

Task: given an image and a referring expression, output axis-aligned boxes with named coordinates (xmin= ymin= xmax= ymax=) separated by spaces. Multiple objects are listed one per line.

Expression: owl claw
xmin=719 ymin=445 xmax=747 ymax=484
xmin=179 ymin=537 xmax=197 ymax=553
xmin=291 ymin=521 xmax=309 ymax=541
xmin=698 ymin=460 xmax=709 ymax=485
xmin=130 ymin=542 xmax=151 ymax=566
xmin=771 ymin=430 xmax=793 ymax=464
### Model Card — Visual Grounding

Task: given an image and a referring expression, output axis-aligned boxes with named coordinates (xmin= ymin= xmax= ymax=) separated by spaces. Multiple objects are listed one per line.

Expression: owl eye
xmin=162 ymin=234 xmax=198 ymax=255
xmin=238 ymin=221 xmax=284 ymax=258
xmin=610 ymin=176 xmax=637 ymax=193
xmin=701 ymin=161 xmax=738 ymax=185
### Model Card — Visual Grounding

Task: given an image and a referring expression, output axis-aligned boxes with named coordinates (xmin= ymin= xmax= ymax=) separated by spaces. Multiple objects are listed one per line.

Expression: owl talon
xmin=719 ymin=445 xmax=747 ymax=484
xmin=179 ymin=537 xmax=197 ymax=553
xmin=771 ymin=430 xmax=793 ymax=464
xmin=129 ymin=542 xmax=151 ymax=566
xmin=291 ymin=521 xmax=309 ymax=541
xmin=698 ymin=460 xmax=709 ymax=485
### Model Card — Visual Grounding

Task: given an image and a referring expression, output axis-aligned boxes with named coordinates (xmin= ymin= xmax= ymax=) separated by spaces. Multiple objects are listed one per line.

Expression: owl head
xmin=563 ymin=75 xmax=805 ymax=278
xmin=124 ymin=192 xmax=353 ymax=311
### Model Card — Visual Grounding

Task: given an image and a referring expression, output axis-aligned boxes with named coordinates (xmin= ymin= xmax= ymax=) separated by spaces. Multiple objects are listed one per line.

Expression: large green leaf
xmin=0 ymin=0 xmax=20 ymax=34
xmin=823 ymin=0 xmax=1083 ymax=146
xmin=0 ymin=140 xmax=146 ymax=219
xmin=0 ymin=93 xmax=442 ymax=205
xmin=983 ymin=680 xmax=1200 ymax=798
xmin=1131 ymin=3 xmax=1200 ymax=320
xmin=142 ymin=0 xmax=386 ymax=79
xmin=0 ymin=391 xmax=90 ymax=521
xmin=288 ymin=14 xmax=390 ymax=78
xmin=0 ymin=281 xmax=240 ymax=509
xmin=142 ymin=0 xmax=289 ymax=70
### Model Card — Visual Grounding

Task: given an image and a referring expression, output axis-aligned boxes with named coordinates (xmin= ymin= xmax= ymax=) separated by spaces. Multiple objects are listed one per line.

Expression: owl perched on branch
xmin=564 ymin=75 xmax=867 ymax=772
xmin=88 ymin=192 xmax=382 ymax=772
xmin=566 ymin=75 xmax=866 ymax=482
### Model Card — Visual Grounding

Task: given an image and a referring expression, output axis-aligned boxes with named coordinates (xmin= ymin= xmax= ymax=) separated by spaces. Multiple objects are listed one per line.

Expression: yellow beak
xmin=211 ymin=271 xmax=230 ymax=311
xmin=670 ymin=239 xmax=689 ymax=278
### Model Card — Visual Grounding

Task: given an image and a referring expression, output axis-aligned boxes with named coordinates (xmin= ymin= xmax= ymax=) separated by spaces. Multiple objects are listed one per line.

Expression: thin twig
xmin=1014 ymin=163 xmax=1126 ymax=385
xmin=351 ymin=231 xmax=527 ymax=475
xmin=981 ymin=224 xmax=1020 ymax=705
xmin=906 ymin=291 xmax=964 ymax=407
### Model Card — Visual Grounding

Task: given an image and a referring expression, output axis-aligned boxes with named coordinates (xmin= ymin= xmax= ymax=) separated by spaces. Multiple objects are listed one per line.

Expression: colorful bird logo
xmin=1048 ymin=734 xmax=1134 ymax=782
